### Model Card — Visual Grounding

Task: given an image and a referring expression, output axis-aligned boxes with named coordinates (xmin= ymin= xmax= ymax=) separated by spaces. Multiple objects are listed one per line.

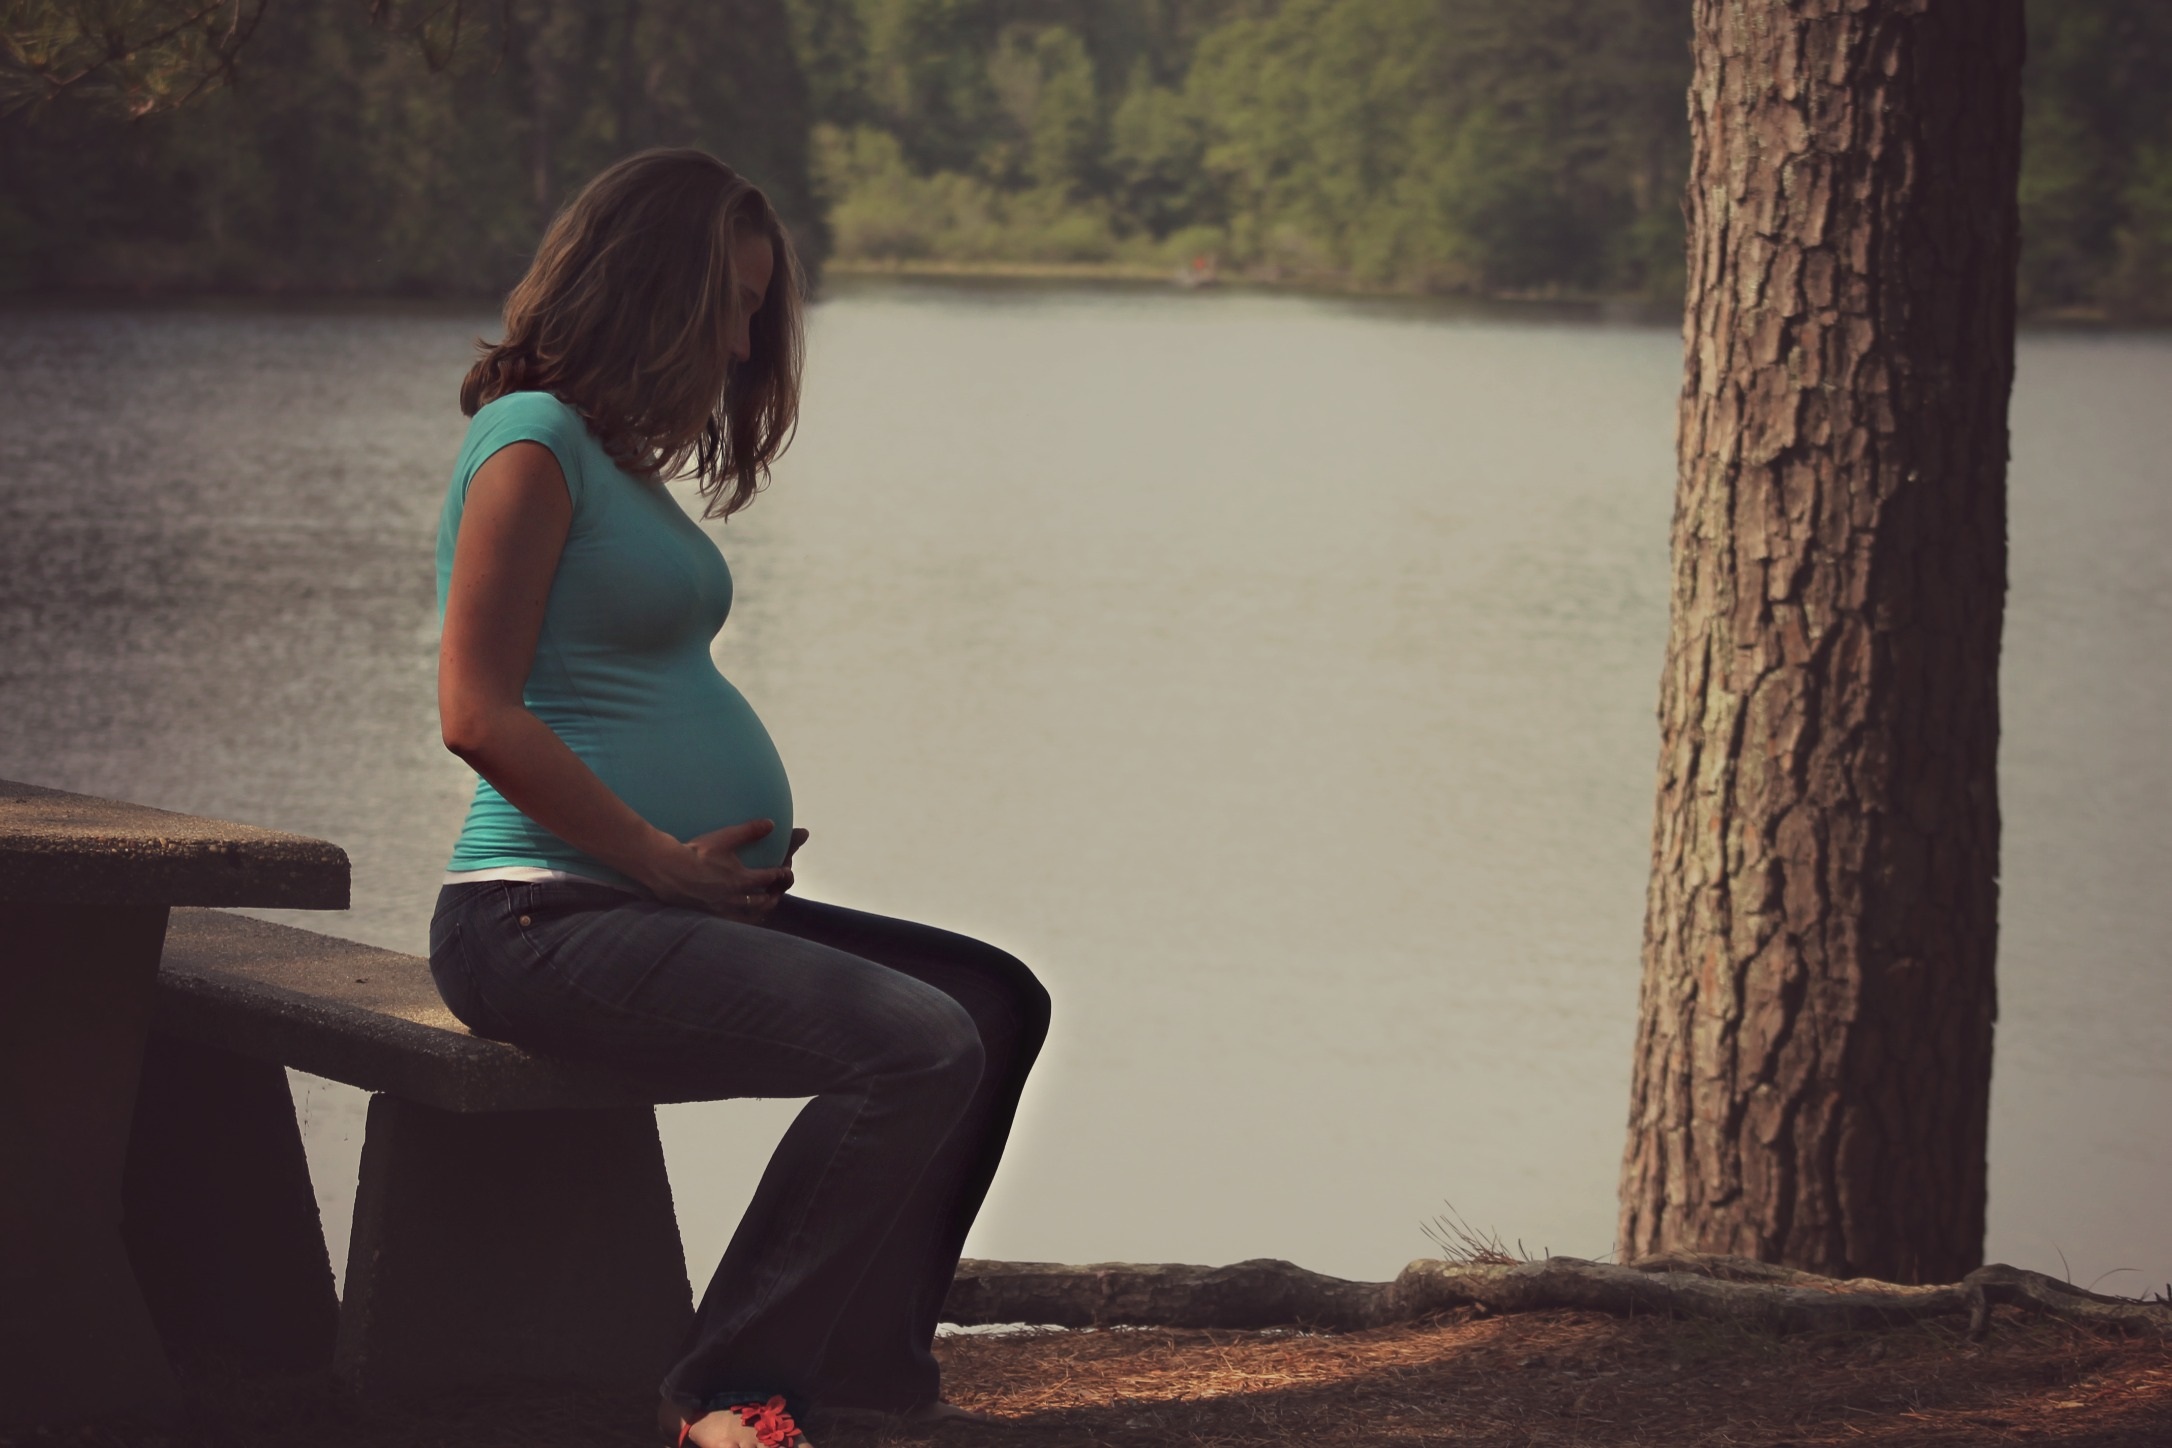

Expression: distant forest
xmin=0 ymin=0 xmax=825 ymax=296
xmin=4 ymin=0 xmax=2168 ymax=317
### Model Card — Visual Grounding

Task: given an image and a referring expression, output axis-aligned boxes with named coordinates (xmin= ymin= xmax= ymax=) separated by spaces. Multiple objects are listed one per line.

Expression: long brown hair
xmin=461 ymin=148 xmax=803 ymax=518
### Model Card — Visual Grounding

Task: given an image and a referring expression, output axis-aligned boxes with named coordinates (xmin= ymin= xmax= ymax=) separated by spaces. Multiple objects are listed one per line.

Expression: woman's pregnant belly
xmin=567 ymin=672 xmax=794 ymax=869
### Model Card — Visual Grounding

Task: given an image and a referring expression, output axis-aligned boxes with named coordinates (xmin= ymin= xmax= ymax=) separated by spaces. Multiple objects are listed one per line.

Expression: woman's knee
xmin=1007 ymin=954 xmax=1052 ymax=1051
xmin=880 ymin=983 xmax=985 ymax=1094
xmin=962 ymin=943 xmax=1052 ymax=1068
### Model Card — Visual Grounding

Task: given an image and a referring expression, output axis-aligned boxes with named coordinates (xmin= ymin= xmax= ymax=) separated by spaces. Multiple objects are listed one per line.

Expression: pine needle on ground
xmin=15 ymin=1305 xmax=2166 ymax=1448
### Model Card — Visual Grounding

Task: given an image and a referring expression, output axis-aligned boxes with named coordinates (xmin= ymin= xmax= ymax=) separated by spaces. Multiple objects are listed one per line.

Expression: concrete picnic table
xmin=0 ymin=779 xmax=347 ymax=1425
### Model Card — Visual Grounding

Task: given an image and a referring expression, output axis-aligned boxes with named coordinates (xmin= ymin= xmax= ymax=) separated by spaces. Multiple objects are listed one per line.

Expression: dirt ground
xmin=12 ymin=1307 xmax=2169 ymax=1447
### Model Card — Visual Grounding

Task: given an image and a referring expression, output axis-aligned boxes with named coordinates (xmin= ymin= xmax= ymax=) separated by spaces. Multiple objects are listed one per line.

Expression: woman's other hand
xmin=643 ymin=818 xmax=795 ymax=920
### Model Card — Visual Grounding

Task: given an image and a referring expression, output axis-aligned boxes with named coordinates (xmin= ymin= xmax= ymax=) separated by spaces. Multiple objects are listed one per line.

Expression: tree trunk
xmin=1620 ymin=0 xmax=2023 ymax=1285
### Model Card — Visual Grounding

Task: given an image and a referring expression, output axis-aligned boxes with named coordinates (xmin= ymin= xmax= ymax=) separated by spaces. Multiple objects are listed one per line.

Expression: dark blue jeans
xmin=428 ymin=879 xmax=1050 ymax=1415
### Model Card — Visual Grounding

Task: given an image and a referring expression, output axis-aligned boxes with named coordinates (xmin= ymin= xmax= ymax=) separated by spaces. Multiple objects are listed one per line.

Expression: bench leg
xmin=335 ymin=1095 xmax=694 ymax=1395
xmin=0 ymin=904 xmax=178 ymax=1426
xmin=122 ymin=1034 xmax=340 ymax=1375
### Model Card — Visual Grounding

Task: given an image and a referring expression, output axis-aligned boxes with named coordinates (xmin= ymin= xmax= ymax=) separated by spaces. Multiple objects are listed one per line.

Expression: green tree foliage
xmin=2019 ymin=0 xmax=2172 ymax=319
xmin=1106 ymin=63 xmax=1208 ymax=240
xmin=795 ymin=0 xmax=2170 ymax=310
xmin=0 ymin=0 xmax=822 ymax=293
xmin=0 ymin=0 xmax=270 ymax=116
xmin=1183 ymin=0 xmax=1687 ymax=291
xmin=797 ymin=0 xmax=1690 ymax=294
xmin=3 ymin=0 xmax=2167 ymax=309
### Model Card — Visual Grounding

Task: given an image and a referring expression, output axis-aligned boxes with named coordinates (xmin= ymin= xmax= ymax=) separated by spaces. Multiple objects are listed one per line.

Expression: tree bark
xmin=1620 ymin=0 xmax=2023 ymax=1285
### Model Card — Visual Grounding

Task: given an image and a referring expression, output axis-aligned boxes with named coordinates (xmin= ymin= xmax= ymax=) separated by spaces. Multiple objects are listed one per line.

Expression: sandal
xmin=673 ymin=1393 xmax=806 ymax=1448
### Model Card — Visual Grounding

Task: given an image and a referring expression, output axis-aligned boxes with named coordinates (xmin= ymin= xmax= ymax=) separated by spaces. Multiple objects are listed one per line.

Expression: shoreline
xmin=3 ymin=264 xmax=2157 ymax=330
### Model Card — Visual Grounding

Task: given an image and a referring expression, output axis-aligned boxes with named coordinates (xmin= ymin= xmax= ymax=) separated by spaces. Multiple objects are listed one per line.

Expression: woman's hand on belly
xmin=642 ymin=817 xmax=797 ymax=920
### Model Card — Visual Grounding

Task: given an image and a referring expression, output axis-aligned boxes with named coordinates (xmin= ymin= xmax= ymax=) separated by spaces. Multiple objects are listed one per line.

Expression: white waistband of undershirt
xmin=440 ymin=865 xmax=638 ymax=893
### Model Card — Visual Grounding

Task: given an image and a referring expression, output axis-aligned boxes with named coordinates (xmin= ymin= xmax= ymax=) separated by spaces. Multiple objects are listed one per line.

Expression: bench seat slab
xmin=159 ymin=909 xmax=697 ymax=1113
xmin=336 ymin=1095 xmax=695 ymax=1394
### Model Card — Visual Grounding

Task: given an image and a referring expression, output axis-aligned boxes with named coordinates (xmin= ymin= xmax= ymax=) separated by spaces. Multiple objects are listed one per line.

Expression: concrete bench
xmin=129 ymin=908 xmax=705 ymax=1395
xmin=1 ymin=780 xmax=346 ymax=1424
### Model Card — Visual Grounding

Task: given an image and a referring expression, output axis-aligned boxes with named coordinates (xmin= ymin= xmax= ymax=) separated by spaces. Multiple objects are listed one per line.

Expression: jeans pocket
xmin=428 ymin=911 xmax=515 ymax=1040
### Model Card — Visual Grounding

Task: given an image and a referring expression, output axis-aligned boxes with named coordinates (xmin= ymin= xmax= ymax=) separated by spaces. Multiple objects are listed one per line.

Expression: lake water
xmin=2 ymin=282 xmax=2166 ymax=1299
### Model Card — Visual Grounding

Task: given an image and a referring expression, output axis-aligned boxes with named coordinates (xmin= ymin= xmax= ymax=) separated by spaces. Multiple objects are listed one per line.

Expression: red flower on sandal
xmin=676 ymin=1395 xmax=803 ymax=1448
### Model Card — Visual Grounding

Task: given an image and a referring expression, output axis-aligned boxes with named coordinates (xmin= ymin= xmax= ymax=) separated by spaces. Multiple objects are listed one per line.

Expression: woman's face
xmin=726 ymin=230 xmax=776 ymax=364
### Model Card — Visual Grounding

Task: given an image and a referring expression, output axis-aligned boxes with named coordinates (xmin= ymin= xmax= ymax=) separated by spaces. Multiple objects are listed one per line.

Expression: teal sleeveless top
xmin=435 ymin=391 xmax=793 ymax=886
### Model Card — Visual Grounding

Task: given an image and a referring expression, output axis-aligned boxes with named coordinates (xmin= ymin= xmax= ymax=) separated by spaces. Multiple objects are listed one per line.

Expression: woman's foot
xmin=659 ymin=1397 xmax=815 ymax=1448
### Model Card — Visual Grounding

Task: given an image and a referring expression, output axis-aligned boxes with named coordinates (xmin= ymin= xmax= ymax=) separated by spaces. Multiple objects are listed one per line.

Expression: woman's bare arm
xmin=438 ymin=441 xmax=790 ymax=914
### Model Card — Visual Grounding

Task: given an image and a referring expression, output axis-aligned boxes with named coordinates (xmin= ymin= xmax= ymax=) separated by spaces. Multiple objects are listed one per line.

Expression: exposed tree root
xmin=943 ymin=1253 xmax=2172 ymax=1338
xmin=944 ymin=1257 xmax=1393 ymax=1331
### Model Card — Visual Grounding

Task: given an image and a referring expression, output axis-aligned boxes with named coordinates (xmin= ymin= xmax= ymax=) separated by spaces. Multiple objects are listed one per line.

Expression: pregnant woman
xmin=426 ymin=149 xmax=1050 ymax=1448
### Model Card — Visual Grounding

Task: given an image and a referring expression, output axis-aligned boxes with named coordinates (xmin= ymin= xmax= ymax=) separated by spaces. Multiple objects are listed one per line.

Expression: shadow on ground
xmin=6 ymin=1308 xmax=2167 ymax=1447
